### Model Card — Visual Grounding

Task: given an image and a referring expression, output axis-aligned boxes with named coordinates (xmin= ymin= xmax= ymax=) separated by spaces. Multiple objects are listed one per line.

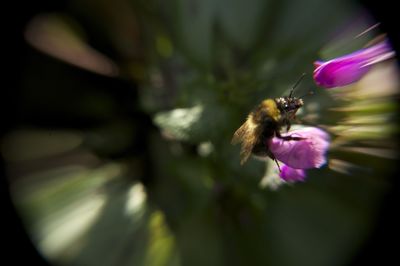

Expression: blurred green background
xmin=3 ymin=0 xmax=399 ymax=266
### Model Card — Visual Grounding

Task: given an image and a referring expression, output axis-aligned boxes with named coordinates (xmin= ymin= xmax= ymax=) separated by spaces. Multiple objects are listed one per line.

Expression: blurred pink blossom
xmin=313 ymin=39 xmax=395 ymax=88
xmin=279 ymin=165 xmax=306 ymax=182
xmin=268 ymin=127 xmax=330 ymax=169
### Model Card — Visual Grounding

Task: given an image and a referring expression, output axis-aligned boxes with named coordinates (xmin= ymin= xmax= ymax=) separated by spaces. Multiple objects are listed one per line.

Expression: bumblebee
xmin=231 ymin=74 xmax=307 ymax=166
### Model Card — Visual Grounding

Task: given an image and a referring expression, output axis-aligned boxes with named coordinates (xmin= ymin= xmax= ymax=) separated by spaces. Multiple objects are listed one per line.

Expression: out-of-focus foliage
xmin=3 ymin=0 xmax=398 ymax=266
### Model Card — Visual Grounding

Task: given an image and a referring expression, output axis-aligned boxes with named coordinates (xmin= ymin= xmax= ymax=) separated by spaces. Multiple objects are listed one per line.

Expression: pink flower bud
xmin=313 ymin=40 xmax=395 ymax=88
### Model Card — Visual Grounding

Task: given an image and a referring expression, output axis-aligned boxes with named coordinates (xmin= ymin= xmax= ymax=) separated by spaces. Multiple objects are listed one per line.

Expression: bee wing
xmin=231 ymin=121 xmax=249 ymax=145
xmin=239 ymin=135 xmax=257 ymax=165
xmin=231 ymin=116 xmax=262 ymax=165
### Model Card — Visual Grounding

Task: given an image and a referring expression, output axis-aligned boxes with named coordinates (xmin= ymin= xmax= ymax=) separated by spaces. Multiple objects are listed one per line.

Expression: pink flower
xmin=268 ymin=127 xmax=330 ymax=169
xmin=313 ymin=40 xmax=395 ymax=88
xmin=279 ymin=165 xmax=306 ymax=182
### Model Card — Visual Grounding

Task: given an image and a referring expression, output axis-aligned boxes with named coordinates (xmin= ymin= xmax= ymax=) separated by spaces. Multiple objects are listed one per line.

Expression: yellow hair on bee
xmin=232 ymin=100 xmax=279 ymax=165
xmin=260 ymin=99 xmax=281 ymax=121
xmin=232 ymin=75 xmax=306 ymax=166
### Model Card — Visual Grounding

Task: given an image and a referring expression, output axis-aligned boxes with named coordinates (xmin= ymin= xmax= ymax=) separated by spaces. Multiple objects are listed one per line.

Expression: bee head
xmin=274 ymin=73 xmax=308 ymax=116
xmin=275 ymin=97 xmax=304 ymax=114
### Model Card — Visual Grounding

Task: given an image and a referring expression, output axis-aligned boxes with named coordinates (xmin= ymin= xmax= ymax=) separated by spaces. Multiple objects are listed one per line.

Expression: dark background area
xmin=351 ymin=1 xmax=399 ymax=265
xmin=3 ymin=0 xmax=399 ymax=265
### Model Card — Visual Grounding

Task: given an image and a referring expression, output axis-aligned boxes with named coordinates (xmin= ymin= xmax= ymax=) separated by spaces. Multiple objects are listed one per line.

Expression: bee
xmin=231 ymin=73 xmax=307 ymax=167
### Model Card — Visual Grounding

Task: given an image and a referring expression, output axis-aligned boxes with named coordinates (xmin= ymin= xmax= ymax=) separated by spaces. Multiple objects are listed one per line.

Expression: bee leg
xmin=281 ymin=117 xmax=291 ymax=132
xmin=267 ymin=151 xmax=281 ymax=172
xmin=280 ymin=135 xmax=305 ymax=141
xmin=274 ymin=158 xmax=281 ymax=172
xmin=286 ymin=122 xmax=291 ymax=132
xmin=276 ymin=131 xmax=305 ymax=141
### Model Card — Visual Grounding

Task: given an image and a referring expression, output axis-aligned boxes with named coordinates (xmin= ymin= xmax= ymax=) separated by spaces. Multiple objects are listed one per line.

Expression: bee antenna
xmin=289 ymin=73 xmax=307 ymax=98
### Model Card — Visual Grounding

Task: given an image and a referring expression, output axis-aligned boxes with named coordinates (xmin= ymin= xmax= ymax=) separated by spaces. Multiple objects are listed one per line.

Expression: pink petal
xmin=313 ymin=40 xmax=395 ymax=88
xmin=268 ymin=127 xmax=330 ymax=169
xmin=313 ymin=58 xmax=371 ymax=88
xmin=279 ymin=165 xmax=306 ymax=182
